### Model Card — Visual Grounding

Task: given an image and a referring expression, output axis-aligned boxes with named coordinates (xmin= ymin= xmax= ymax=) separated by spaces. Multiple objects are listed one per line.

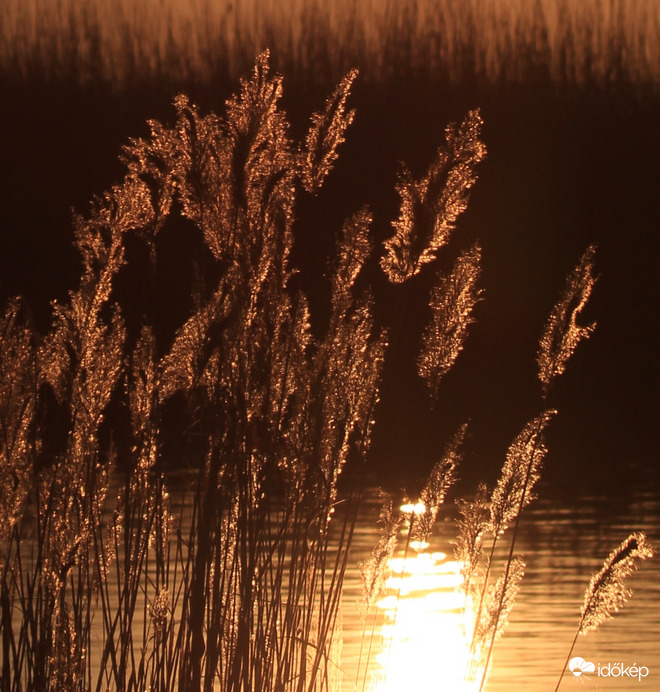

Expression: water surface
xmin=341 ymin=476 xmax=660 ymax=691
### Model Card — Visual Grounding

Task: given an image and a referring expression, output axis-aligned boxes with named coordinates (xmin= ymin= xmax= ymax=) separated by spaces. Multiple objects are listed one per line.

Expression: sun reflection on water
xmin=368 ymin=507 xmax=481 ymax=692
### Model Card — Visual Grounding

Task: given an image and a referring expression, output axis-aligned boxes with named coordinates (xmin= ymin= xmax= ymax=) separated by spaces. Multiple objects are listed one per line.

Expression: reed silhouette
xmin=0 ymin=53 xmax=653 ymax=692
xmin=356 ymin=240 xmax=653 ymax=690
xmin=554 ymin=532 xmax=654 ymax=691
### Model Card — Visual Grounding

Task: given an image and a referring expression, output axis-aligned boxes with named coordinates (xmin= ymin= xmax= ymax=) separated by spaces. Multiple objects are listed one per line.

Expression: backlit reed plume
xmin=418 ymin=245 xmax=483 ymax=398
xmin=302 ymin=69 xmax=358 ymax=193
xmin=0 ymin=300 xmax=36 ymax=543
xmin=454 ymin=482 xmax=490 ymax=599
xmin=555 ymin=532 xmax=654 ymax=691
xmin=538 ymin=244 xmax=597 ymax=395
xmin=580 ymin=532 xmax=654 ymax=633
xmin=462 ymin=411 xmax=553 ymax=685
xmin=410 ymin=424 xmax=465 ymax=546
xmin=0 ymin=51 xmax=387 ymax=691
xmin=471 ymin=556 xmax=525 ymax=668
xmin=359 ymin=493 xmax=402 ymax=617
xmin=489 ymin=410 xmax=555 ymax=536
xmin=380 ymin=110 xmax=485 ymax=283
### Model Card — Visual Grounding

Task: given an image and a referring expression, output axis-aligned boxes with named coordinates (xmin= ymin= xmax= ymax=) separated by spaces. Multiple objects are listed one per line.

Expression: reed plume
xmin=538 ymin=244 xmax=597 ymax=395
xmin=331 ymin=207 xmax=373 ymax=313
xmin=489 ymin=410 xmax=555 ymax=536
xmin=302 ymin=69 xmax=358 ymax=194
xmin=0 ymin=300 xmax=36 ymax=544
xmin=555 ymin=532 xmax=654 ymax=691
xmin=454 ymin=482 xmax=490 ymax=598
xmin=418 ymin=245 xmax=483 ymax=398
xmin=410 ymin=424 xmax=465 ymax=546
xmin=380 ymin=109 xmax=486 ymax=283
xmin=359 ymin=493 xmax=402 ymax=617
xmin=461 ymin=412 xmax=553 ymax=686
xmin=579 ymin=532 xmax=654 ymax=633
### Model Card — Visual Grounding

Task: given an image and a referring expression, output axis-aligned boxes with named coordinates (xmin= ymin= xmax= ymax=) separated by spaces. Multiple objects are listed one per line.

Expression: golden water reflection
xmin=370 ymin=550 xmax=477 ymax=691
xmin=359 ymin=501 xmax=484 ymax=692
xmin=345 ymin=487 xmax=660 ymax=692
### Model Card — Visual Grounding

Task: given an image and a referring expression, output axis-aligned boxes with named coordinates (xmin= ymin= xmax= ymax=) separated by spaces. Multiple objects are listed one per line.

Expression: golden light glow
xmin=400 ymin=501 xmax=427 ymax=515
xmin=363 ymin=502 xmax=481 ymax=691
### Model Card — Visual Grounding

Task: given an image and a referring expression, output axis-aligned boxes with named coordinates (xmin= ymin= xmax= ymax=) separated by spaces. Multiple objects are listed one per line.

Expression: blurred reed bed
xmin=1 ymin=0 xmax=659 ymax=89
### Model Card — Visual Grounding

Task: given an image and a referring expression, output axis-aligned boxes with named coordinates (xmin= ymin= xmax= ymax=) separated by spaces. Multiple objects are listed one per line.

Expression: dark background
xmin=1 ymin=35 xmax=658 ymax=498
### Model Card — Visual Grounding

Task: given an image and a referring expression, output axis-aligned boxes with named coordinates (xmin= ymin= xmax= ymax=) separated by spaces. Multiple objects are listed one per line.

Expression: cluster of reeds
xmin=357 ymin=236 xmax=653 ymax=690
xmin=456 ymin=245 xmax=599 ymax=689
xmin=2 ymin=0 xmax=659 ymax=90
xmin=0 ymin=52 xmax=653 ymax=692
xmin=0 ymin=47 xmax=489 ymax=689
xmin=0 ymin=52 xmax=387 ymax=691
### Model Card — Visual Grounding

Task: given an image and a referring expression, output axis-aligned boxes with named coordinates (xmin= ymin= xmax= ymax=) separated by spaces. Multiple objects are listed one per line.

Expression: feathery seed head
xmin=381 ymin=109 xmax=486 ymax=283
xmin=538 ymin=244 xmax=597 ymax=394
xmin=580 ymin=532 xmax=654 ymax=634
xmin=410 ymin=424 xmax=465 ymax=545
xmin=418 ymin=244 xmax=483 ymax=397
xmin=489 ymin=410 xmax=556 ymax=535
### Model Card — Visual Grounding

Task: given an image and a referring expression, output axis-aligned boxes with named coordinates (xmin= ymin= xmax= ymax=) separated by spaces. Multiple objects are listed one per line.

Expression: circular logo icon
xmin=569 ymin=657 xmax=596 ymax=677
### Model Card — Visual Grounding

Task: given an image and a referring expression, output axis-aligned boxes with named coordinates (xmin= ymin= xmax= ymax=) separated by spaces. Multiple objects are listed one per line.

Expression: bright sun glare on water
xmin=368 ymin=505 xmax=480 ymax=692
